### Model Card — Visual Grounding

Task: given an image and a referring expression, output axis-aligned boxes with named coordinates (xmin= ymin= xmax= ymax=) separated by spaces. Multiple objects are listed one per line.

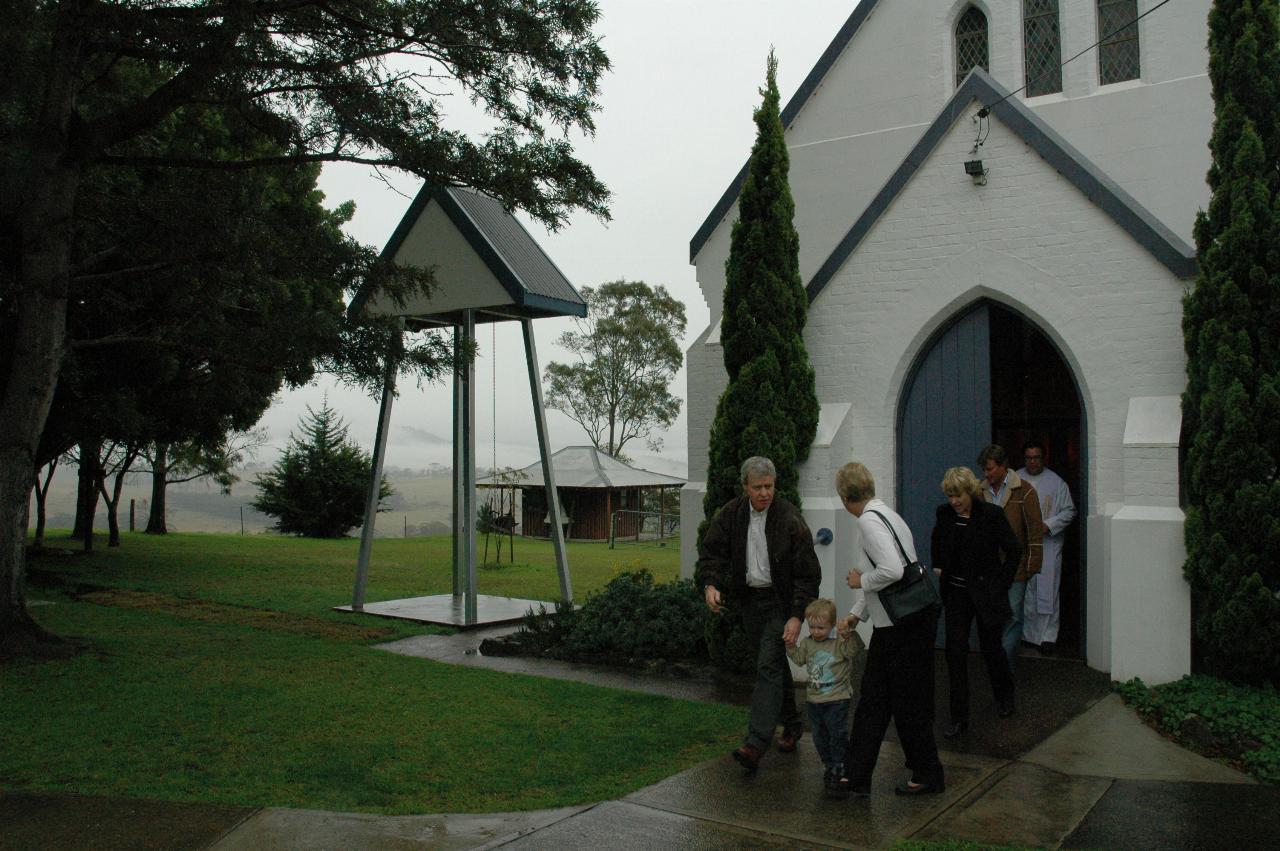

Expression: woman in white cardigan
xmin=836 ymin=462 xmax=945 ymax=798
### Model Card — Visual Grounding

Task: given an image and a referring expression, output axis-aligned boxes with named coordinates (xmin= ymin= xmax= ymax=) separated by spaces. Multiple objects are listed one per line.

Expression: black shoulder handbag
xmin=864 ymin=510 xmax=942 ymax=625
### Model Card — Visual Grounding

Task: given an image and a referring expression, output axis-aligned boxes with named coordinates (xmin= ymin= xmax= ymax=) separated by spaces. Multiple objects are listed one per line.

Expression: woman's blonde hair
xmin=941 ymin=466 xmax=983 ymax=498
xmin=835 ymin=462 xmax=876 ymax=503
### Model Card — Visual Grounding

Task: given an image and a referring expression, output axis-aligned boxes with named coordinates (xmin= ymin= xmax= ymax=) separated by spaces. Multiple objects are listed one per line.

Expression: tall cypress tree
xmin=703 ymin=52 xmax=818 ymax=522
xmin=698 ymin=53 xmax=818 ymax=672
xmin=1183 ymin=0 xmax=1280 ymax=684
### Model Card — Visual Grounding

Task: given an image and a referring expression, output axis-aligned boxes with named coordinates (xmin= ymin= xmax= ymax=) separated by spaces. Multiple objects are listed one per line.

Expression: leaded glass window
xmin=955 ymin=6 xmax=989 ymax=88
xmin=1098 ymin=0 xmax=1140 ymax=84
xmin=1023 ymin=0 xmax=1063 ymax=96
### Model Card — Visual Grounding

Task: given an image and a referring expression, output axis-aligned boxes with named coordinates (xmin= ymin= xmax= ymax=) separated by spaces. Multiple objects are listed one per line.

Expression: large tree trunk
xmin=145 ymin=441 xmax=169 ymax=534
xmin=0 ymin=160 xmax=79 ymax=654
xmin=72 ymin=439 xmax=101 ymax=542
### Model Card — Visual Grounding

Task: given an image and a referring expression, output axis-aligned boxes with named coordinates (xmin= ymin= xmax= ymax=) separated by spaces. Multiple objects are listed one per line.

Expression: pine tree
xmin=704 ymin=52 xmax=818 ymax=520
xmin=698 ymin=53 xmax=819 ymax=673
xmin=1182 ymin=0 xmax=1280 ymax=684
xmin=252 ymin=401 xmax=392 ymax=538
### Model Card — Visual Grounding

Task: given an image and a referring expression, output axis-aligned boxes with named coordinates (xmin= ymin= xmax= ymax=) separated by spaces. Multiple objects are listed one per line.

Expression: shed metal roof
xmin=478 ymin=446 xmax=685 ymax=489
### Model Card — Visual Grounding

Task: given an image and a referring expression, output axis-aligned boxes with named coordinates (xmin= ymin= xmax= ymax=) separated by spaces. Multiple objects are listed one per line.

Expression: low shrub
xmin=512 ymin=569 xmax=708 ymax=667
xmin=1114 ymin=674 xmax=1280 ymax=784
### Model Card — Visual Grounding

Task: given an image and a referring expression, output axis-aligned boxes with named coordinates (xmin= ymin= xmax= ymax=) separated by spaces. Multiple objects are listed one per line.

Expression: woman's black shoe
xmin=998 ymin=698 xmax=1016 ymax=718
xmin=943 ymin=720 xmax=969 ymax=738
xmin=894 ymin=780 xmax=945 ymax=796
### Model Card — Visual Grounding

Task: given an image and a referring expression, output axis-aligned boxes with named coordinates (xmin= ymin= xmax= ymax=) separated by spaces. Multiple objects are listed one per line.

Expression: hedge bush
xmin=514 ymin=569 xmax=708 ymax=667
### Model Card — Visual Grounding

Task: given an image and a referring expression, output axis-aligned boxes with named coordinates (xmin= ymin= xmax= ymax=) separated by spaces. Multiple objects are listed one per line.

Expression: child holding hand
xmin=787 ymin=598 xmax=866 ymax=798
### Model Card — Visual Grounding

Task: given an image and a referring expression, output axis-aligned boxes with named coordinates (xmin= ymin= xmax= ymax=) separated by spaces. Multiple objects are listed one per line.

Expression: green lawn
xmin=3 ymin=532 xmax=740 ymax=814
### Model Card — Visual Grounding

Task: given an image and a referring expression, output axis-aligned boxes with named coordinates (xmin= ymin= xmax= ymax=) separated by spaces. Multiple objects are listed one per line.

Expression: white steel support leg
xmin=452 ymin=326 xmax=464 ymax=599
xmin=461 ymin=311 xmax=478 ymax=624
xmin=522 ymin=319 xmax=572 ymax=603
xmin=352 ymin=352 xmax=397 ymax=610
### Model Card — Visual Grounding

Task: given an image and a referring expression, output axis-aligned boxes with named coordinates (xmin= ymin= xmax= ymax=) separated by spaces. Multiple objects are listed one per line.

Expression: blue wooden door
xmin=897 ymin=304 xmax=991 ymax=556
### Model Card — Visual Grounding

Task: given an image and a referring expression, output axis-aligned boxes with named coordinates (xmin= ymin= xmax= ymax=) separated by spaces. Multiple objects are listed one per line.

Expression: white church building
xmin=680 ymin=0 xmax=1211 ymax=684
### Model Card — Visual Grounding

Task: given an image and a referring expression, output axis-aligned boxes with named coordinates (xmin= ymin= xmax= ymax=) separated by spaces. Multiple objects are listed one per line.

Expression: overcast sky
xmin=256 ymin=1 xmax=858 ymax=479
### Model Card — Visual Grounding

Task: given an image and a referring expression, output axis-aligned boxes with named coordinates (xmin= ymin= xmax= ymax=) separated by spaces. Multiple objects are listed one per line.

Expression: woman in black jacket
xmin=932 ymin=466 xmax=1021 ymax=737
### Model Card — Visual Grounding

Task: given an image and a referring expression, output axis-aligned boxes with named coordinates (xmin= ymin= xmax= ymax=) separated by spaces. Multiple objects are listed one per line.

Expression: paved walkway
xmin=4 ymin=630 xmax=1276 ymax=850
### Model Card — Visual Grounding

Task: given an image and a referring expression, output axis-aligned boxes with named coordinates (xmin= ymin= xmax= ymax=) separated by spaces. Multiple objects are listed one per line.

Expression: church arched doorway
xmin=897 ymin=300 xmax=1085 ymax=658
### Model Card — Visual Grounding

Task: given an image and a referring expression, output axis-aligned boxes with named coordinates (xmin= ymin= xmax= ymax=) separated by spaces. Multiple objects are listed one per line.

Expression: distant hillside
xmin=32 ymin=466 xmax=454 ymax=538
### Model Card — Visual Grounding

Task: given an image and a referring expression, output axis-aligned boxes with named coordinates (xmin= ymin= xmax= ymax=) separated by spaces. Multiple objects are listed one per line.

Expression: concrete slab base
xmin=1023 ymin=693 xmax=1253 ymax=783
xmin=209 ymin=804 xmax=589 ymax=851
xmin=335 ymin=594 xmax=548 ymax=628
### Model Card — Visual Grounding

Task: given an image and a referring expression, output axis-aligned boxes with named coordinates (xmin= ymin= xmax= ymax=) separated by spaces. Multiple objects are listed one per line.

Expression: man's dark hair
xmin=977 ymin=443 xmax=1007 ymax=467
xmin=1022 ymin=438 xmax=1047 ymax=457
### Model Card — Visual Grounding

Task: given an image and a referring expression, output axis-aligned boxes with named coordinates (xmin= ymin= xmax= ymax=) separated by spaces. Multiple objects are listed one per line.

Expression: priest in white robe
xmin=1017 ymin=441 xmax=1076 ymax=653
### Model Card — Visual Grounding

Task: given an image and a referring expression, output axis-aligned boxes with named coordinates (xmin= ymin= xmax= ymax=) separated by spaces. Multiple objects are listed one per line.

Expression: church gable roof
xmin=805 ymin=68 xmax=1197 ymax=303
xmin=688 ymin=0 xmax=884 ymax=262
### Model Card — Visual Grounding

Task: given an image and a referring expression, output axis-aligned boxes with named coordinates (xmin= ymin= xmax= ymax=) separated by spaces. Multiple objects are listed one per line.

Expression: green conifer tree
xmin=698 ymin=53 xmax=819 ymax=671
xmin=252 ymin=400 xmax=393 ymax=539
xmin=1182 ymin=0 xmax=1280 ymax=684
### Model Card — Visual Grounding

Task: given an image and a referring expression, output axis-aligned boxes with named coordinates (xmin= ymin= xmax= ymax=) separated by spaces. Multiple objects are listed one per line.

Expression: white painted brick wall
xmin=684 ymin=90 xmax=1191 ymax=669
xmin=1123 ymin=447 xmax=1180 ymax=507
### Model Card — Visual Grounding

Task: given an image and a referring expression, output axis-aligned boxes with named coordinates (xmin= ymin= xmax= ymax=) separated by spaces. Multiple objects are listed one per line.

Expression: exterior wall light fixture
xmin=964 ymin=159 xmax=987 ymax=186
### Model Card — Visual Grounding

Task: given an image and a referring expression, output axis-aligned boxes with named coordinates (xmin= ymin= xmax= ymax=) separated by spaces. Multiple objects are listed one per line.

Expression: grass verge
xmin=3 ymin=532 xmax=740 ymax=814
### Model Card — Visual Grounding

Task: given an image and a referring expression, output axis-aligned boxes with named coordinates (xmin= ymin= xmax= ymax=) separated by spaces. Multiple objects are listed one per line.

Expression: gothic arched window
xmin=1024 ymin=0 xmax=1063 ymax=96
xmin=1098 ymin=0 xmax=1141 ymax=84
xmin=955 ymin=6 xmax=990 ymax=88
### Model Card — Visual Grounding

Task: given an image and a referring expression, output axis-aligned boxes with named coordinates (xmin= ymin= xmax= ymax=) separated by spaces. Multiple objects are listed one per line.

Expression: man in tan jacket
xmin=978 ymin=444 xmax=1043 ymax=672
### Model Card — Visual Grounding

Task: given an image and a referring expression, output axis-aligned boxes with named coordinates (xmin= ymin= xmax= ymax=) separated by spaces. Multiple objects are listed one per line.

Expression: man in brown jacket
xmin=977 ymin=444 xmax=1043 ymax=673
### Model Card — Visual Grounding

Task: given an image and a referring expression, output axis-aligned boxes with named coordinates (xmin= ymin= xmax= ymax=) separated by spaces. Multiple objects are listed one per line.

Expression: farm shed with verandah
xmin=479 ymin=446 xmax=684 ymax=542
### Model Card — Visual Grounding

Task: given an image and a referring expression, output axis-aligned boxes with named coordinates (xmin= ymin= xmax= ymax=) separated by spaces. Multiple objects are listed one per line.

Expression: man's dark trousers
xmin=741 ymin=586 xmax=801 ymax=752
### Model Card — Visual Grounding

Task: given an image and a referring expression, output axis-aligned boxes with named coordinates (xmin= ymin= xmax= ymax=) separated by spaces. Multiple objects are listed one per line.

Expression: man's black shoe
xmin=998 ymin=698 xmax=1016 ymax=718
xmin=943 ymin=719 xmax=969 ymax=738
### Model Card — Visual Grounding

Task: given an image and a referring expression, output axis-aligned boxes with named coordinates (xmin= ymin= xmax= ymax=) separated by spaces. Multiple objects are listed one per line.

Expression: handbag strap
xmin=865 ymin=509 xmax=913 ymax=567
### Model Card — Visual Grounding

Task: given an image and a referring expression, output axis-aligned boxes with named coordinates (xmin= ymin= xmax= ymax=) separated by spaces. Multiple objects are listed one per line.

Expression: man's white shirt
xmin=746 ymin=506 xmax=772 ymax=587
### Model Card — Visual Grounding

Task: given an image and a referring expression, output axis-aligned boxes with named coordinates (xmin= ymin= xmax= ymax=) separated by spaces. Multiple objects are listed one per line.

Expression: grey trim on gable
xmin=350 ymin=183 xmax=586 ymax=320
xmin=688 ymin=0 xmax=884 ymax=262
xmin=805 ymin=68 xmax=1197 ymax=303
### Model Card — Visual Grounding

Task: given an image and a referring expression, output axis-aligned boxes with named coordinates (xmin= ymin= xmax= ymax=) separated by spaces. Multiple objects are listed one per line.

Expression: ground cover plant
xmin=1115 ymin=675 xmax=1280 ymax=785
xmin=2 ymin=532 xmax=739 ymax=813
